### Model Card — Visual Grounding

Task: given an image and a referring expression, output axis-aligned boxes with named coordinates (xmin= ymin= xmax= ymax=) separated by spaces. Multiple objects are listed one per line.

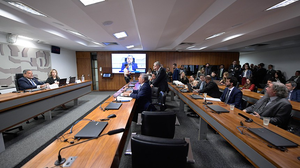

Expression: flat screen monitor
xmin=111 ymin=53 xmax=146 ymax=74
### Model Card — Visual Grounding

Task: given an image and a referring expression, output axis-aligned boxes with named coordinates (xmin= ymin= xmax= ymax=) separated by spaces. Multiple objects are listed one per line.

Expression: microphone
xmin=54 ymin=128 xmax=125 ymax=166
xmin=238 ymin=113 xmax=253 ymax=123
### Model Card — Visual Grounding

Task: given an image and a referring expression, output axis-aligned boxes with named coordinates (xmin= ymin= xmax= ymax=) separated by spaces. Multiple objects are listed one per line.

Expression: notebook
xmin=190 ymin=94 xmax=203 ymax=99
xmin=74 ymin=121 xmax=108 ymax=138
xmin=69 ymin=77 xmax=76 ymax=83
xmin=207 ymin=105 xmax=229 ymax=113
xmin=59 ymin=78 xmax=67 ymax=86
xmin=105 ymin=102 xmax=122 ymax=110
xmin=248 ymin=128 xmax=298 ymax=147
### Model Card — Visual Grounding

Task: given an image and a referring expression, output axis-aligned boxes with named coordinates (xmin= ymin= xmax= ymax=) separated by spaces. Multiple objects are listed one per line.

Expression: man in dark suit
xmin=172 ymin=63 xmax=180 ymax=81
xmin=122 ymin=73 xmax=152 ymax=121
xmin=263 ymin=64 xmax=276 ymax=84
xmin=151 ymin=61 xmax=168 ymax=92
xmin=228 ymin=60 xmax=237 ymax=76
xmin=220 ymin=77 xmax=243 ymax=109
xmin=287 ymin=70 xmax=300 ymax=89
xmin=217 ymin=64 xmax=225 ymax=80
xmin=204 ymin=63 xmax=211 ymax=76
xmin=243 ymin=82 xmax=292 ymax=129
xmin=121 ymin=55 xmax=138 ymax=71
xmin=18 ymin=69 xmax=46 ymax=90
xmin=195 ymin=75 xmax=220 ymax=98
xmin=286 ymin=81 xmax=300 ymax=102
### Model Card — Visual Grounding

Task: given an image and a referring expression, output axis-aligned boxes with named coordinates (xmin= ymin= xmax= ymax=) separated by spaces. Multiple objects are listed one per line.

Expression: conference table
xmin=218 ymin=84 xmax=300 ymax=112
xmin=0 ymin=81 xmax=92 ymax=153
xmin=168 ymin=83 xmax=300 ymax=168
xmin=22 ymin=84 xmax=136 ymax=168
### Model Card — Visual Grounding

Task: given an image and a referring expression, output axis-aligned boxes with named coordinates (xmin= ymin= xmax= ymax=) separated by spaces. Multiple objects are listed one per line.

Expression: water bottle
xmin=81 ymin=75 xmax=85 ymax=82
xmin=133 ymin=76 xmax=135 ymax=81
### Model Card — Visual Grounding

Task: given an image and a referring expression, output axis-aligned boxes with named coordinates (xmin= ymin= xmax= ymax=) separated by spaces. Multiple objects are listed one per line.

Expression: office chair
xmin=141 ymin=111 xmax=176 ymax=138
xmin=253 ymin=86 xmax=258 ymax=92
xmin=151 ymin=87 xmax=159 ymax=100
xmin=131 ymin=134 xmax=189 ymax=168
xmin=149 ymin=91 xmax=166 ymax=111
xmin=15 ymin=73 xmax=24 ymax=91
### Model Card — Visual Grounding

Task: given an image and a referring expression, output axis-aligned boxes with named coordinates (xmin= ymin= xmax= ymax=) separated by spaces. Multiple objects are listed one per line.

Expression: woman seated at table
xmin=241 ymin=78 xmax=255 ymax=91
xmin=219 ymin=72 xmax=229 ymax=85
xmin=45 ymin=69 xmax=60 ymax=84
xmin=179 ymin=72 xmax=189 ymax=84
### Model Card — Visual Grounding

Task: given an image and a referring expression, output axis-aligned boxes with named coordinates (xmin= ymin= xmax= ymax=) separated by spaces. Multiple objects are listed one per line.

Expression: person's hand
xmin=40 ymin=84 xmax=47 ymax=88
xmin=253 ymin=112 xmax=260 ymax=118
xmin=122 ymin=93 xmax=130 ymax=97
xmin=242 ymin=109 xmax=247 ymax=112
xmin=150 ymin=84 xmax=153 ymax=87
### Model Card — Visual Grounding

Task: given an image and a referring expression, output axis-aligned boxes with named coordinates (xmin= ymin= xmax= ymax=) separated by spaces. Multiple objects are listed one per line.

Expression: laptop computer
xmin=207 ymin=105 xmax=229 ymax=113
xmin=59 ymin=78 xmax=67 ymax=86
xmin=181 ymin=83 xmax=193 ymax=93
xmin=74 ymin=121 xmax=108 ymax=138
xmin=69 ymin=77 xmax=76 ymax=83
xmin=248 ymin=127 xmax=298 ymax=147
xmin=105 ymin=102 xmax=122 ymax=110
xmin=190 ymin=94 xmax=203 ymax=99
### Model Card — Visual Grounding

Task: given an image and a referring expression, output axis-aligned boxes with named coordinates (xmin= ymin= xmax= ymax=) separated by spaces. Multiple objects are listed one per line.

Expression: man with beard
xmin=220 ymin=77 xmax=243 ymax=109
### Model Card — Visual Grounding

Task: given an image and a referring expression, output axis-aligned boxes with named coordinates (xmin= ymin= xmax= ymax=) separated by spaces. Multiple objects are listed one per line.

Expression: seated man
xmin=122 ymin=73 xmax=152 ymax=121
xmin=287 ymin=70 xmax=300 ymax=89
xmin=121 ymin=55 xmax=138 ymax=71
xmin=189 ymin=75 xmax=199 ymax=89
xmin=18 ymin=69 xmax=46 ymax=90
xmin=286 ymin=81 xmax=300 ymax=102
xmin=243 ymin=82 xmax=292 ymax=129
xmin=194 ymin=75 xmax=220 ymax=98
xmin=220 ymin=77 xmax=243 ymax=109
xmin=260 ymin=78 xmax=276 ymax=94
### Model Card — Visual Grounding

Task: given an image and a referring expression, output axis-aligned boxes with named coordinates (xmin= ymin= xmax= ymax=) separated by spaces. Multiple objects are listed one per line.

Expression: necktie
xmin=200 ymin=82 xmax=204 ymax=90
xmin=30 ymin=79 xmax=36 ymax=86
xmin=258 ymin=98 xmax=270 ymax=114
xmin=288 ymin=91 xmax=292 ymax=100
xmin=225 ymin=89 xmax=231 ymax=104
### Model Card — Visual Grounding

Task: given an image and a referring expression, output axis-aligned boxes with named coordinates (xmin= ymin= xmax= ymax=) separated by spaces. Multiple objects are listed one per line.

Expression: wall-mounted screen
xmin=111 ymin=53 xmax=146 ymax=74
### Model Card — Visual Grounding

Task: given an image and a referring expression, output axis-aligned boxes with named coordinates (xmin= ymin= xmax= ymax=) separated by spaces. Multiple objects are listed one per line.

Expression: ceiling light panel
xmin=266 ymin=0 xmax=298 ymax=11
xmin=113 ymin=31 xmax=127 ymax=39
xmin=206 ymin=32 xmax=225 ymax=40
xmin=79 ymin=0 xmax=105 ymax=6
xmin=6 ymin=1 xmax=47 ymax=17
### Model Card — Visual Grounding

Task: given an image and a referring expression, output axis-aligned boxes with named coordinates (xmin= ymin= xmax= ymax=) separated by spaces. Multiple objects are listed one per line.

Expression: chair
xmin=131 ymin=134 xmax=189 ymax=168
xmin=241 ymin=98 xmax=248 ymax=110
xmin=151 ymin=87 xmax=159 ymax=100
xmin=15 ymin=73 xmax=24 ymax=91
xmin=149 ymin=91 xmax=166 ymax=111
xmin=252 ymin=86 xmax=258 ymax=92
xmin=141 ymin=111 xmax=176 ymax=138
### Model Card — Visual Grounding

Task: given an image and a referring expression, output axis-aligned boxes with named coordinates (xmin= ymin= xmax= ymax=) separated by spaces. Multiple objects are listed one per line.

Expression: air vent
xmin=102 ymin=42 xmax=118 ymax=46
xmin=179 ymin=42 xmax=195 ymax=46
xmin=249 ymin=44 xmax=268 ymax=47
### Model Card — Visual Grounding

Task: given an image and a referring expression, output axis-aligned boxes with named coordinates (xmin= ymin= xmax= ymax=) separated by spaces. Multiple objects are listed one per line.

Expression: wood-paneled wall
xmin=76 ymin=51 xmax=239 ymax=91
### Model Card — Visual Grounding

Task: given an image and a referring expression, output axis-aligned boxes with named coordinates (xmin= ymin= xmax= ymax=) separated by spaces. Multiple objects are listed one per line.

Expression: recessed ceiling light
xmin=113 ymin=31 xmax=127 ymax=39
xmin=6 ymin=1 xmax=47 ymax=17
xmin=103 ymin=21 xmax=113 ymax=26
xmin=92 ymin=41 xmax=103 ymax=46
xmin=222 ymin=34 xmax=244 ymax=42
xmin=186 ymin=46 xmax=195 ymax=49
xmin=79 ymin=0 xmax=105 ymax=6
xmin=206 ymin=32 xmax=225 ymax=40
xmin=19 ymin=35 xmax=33 ymax=40
xmin=266 ymin=0 xmax=298 ymax=11
xmin=66 ymin=29 xmax=85 ymax=37
xmin=126 ymin=45 xmax=134 ymax=49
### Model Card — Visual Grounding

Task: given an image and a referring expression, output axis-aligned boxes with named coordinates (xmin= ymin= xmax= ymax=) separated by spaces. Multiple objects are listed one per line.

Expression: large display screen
xmin=111 ymin=53 xmax=146 ymax=73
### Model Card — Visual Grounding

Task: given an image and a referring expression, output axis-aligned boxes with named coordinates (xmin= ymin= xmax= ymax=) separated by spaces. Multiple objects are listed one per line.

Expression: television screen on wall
xmin=111 ymin=53 xmax=146 ymax=74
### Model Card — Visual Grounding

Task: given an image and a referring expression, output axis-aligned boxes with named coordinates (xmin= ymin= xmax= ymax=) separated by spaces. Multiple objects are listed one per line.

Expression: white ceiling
xmin=0 ymin=0 xmax=300 ymax=52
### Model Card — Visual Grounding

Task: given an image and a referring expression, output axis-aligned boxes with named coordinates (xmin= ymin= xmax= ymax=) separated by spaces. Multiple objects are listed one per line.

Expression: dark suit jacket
xmin=199 ymin=81 xmax=220 ymax=98
xmin=121 ymin=62 xmax=138 ymax=71
xmin=172 ymin=68 xmax=180 ymax=81
xmin=217 ymin=68 xmax=225 ymax=79
xmin=290 ymin=90 xmax=300 ymax=102
xmin=130 ymin=82 xmax=152 ymax=112
xmin=18 ymin=77 xmax=44 ymax=90
xmin=204 ymin=67 xmax=211 ymax=76
xmin=220 ymin=87 xmax=242 ymax=109
xmin=152 ymin=67 xmax=168 ymax=92
xmin=45 ymin=77 xmax=60 ymax=84
xmin=245 ymin=95 xmax=292 ymax=129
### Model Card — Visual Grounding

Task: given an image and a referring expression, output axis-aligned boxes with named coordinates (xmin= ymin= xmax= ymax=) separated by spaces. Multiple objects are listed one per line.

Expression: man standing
xmin=217 ymin=64 xmax=225 ymax=80
xmin=18 ymin=69 xmax=46 ymax=90
xmin=151 ymin=61 xmax=168 ymax=92
xmin=172 ymin=63 xmax=180 ymax=81
xmin=204 ymin=63 xmax=211 ymax=76
xmin=243 ymin=82 xmax=292 ymax=129
xmin=264 ymin=64 xmax=276 ymax=84
xmin=220 ymin=77 xmax=243 ymax=109
xmin=286 ymin=81 xmax=300 ymax=102
xmin=228 ymin=61 xmax=237 ymax=76
xmin=194 ymin=75 xmax=220 ymax=98
xmin=124 ymin=64 xmax=130 ymax=83
xmin=122 ymin=73 xmax=152 ymax=121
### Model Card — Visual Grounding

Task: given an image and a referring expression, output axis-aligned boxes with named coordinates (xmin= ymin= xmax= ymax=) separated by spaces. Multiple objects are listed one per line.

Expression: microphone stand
xmin=55 ymin=128 xmax=125 ymax=166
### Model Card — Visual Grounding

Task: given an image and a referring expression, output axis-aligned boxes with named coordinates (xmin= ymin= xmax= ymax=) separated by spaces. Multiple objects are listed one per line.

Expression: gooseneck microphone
xmin=54 ymin=128 xmax=125 ymax=166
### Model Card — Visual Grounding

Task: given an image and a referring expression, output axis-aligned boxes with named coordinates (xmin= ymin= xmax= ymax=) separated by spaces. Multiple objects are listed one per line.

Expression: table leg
xmin=179 ymin=99 xmax=184 ymax=112
xmin=74 ymin=98 xmax=78 ymax=106
xmin=198 ymin=117 xmax=208 ymax=140
xmin=171 ymin=91 xmax=174 ymax=101
xmin=0 ymin=133 xmax=5 ymax=153
xmin=44 ymin=110 xmax=53 ymax=120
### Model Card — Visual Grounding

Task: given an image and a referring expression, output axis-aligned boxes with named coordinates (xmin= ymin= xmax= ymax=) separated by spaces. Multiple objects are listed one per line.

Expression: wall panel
xmin=77 ymin=51 xmax=239 ymax=91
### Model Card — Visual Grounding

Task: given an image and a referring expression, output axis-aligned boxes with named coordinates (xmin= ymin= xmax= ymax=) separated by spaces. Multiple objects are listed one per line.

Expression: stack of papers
xmin=117 ymin=96 xmax=133 ymax=101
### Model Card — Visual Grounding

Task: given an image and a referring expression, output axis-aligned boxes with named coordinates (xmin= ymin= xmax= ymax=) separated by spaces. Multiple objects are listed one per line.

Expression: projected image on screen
xmin=112 ymin=53 xmax=146 ymax=73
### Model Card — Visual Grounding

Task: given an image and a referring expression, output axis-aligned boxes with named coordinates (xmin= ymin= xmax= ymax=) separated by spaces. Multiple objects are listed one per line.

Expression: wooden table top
xmin=169 ymin=84 xmax=300 ymax=168
xmin=22 ymin=94 xmax=135 ymax=168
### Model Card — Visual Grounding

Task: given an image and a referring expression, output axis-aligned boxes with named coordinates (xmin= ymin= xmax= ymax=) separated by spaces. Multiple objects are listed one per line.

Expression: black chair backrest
xmin=253 ymin=86 xmax=258 ymax=92
xmin=141 ymin=111 xmax=176 ymax=138
xmin=15 ymin=73 xmax=24 ymax=91
xmin=131 ymin=134 xmax=188 ymax=168
xmin=151 ymin=87 xmax=159 ymax=99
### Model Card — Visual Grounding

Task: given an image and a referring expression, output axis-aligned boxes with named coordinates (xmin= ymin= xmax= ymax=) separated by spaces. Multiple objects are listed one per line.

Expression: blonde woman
xmin=45 ymin=69 xmax=60 ymax=84
xmin=220 ymin=72 xmax=229 ymax=84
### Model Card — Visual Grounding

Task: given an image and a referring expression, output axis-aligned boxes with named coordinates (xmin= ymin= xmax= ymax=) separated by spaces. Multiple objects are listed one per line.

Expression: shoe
xmin=187 ymin=113 xmax=199 ymax=118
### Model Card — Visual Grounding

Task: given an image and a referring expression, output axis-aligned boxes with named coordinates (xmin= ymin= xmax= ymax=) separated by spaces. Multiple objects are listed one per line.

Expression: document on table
xmin=117 ymin=96 xmax=133 ymax=101
xmin=206 ymin=98 xmax=221 ymax=102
